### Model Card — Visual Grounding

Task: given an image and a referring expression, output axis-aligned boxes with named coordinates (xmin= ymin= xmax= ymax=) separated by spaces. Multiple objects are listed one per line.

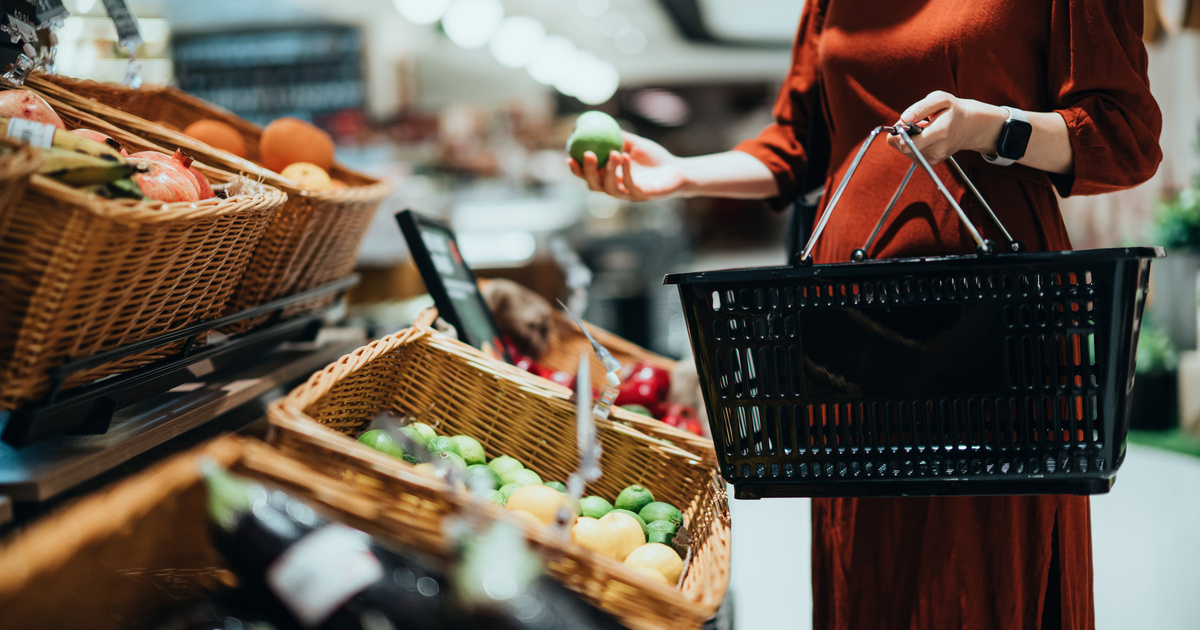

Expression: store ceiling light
xmin=526 ymin=35 xmax=576 ymax=86
xmin=443 ymin=0 xmax=505 ymax=49
xmin=393 ymin=0 xmax=452 ymax=25
xmin=489 ymin=16 xmax=545 ymax=69
xmin=578 ymin=0 xmax=611 ymax=19
xmin=573 ymin=58 xmax=620 ymax=105
xmin=631 ymin=88 xmax=690 ymax=126
xmin=613 ymin=26 xmax=646 ymax=55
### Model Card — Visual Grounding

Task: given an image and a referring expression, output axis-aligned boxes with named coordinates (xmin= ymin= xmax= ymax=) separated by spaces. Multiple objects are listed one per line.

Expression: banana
xmin=0 ymin=116 xmax=124 ymax=161
xmin=39 ymin=147 xmax=134 ymax=185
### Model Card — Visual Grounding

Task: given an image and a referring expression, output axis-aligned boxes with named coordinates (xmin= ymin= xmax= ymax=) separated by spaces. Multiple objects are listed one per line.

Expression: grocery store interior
xmin=2 ymin=0 xmax=1200 ymax=628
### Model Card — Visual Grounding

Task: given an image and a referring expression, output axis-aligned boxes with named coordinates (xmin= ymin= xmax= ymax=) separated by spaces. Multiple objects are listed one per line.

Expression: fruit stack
xmin=0 ymin=87 xmax=285 ymax=412
xmin=267 ymin=327 xmax=730 ymax=630
xmin=24 ymin=72 xmax=393 ymax=330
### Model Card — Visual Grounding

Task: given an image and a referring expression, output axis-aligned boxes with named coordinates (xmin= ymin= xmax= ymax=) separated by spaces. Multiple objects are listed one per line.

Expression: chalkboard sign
xmin=396 ymin=209 xmax=512 ymax=363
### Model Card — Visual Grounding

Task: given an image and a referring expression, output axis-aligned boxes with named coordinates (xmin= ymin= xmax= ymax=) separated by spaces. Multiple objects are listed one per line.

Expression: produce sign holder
xmin=25 ymin=72 xmax=392 ymax=333
xmin=265 ymin=327 xmax=731 ymax=630
xmin=412 ymin=303 xmax=712 ymax=454
xmin=0 ymin=94 xmax=285 ymax=416
xmin=665 ymin=124 xmax=1163 ymax=499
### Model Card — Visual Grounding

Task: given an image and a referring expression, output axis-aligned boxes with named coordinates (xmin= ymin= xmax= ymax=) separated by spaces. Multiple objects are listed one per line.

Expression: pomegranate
xmin=189 ymin=164 xmax=215 ymax=199
xmin=71 ymin=129 xmax=128 ymax=156
xmin=129 ymin=150 xmax=202 ymax=198
xmin=129 ymin=158 xmax=200 ymax=203
xmin=0 ymin=90 xmax=66 ymax=129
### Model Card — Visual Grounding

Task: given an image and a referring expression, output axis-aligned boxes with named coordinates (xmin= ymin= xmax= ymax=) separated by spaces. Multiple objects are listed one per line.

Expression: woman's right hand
xmin=568 ymin=132 xmax=688 ymax=201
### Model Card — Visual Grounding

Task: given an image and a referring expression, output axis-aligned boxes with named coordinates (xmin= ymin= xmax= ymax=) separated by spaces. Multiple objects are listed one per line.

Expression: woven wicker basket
xmin=0 ymin=143 xmax=40 ymax=211
xmin=26 ymin=73 xmax=392 ymax=330
xmin=412 ymin=305 xmax=713 ymax=454
xmin=0 ymin=95 xmax=285 ymax=411
xmin=266 ymin=327 xmax=730 ymax=630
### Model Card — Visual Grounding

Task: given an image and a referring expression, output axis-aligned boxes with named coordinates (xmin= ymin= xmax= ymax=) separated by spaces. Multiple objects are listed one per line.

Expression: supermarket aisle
xmin=728 ymin=444 xmax=1200 ymax=630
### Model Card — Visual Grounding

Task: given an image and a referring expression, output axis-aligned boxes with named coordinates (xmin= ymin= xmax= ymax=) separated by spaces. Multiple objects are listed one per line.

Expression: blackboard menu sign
xmin=395 ymin=209 xmax=512 ymax=363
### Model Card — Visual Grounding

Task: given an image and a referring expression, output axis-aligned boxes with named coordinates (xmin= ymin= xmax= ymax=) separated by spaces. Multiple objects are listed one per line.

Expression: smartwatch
xmin=982 ymin=106 xmax=1032 ymax=167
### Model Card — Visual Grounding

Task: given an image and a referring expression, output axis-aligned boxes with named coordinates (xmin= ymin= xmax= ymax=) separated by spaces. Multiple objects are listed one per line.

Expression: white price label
xmin=6 ymin=117 xmax=54 ymax=148
xmin=266 ymin=524 xmax=385 ymax=628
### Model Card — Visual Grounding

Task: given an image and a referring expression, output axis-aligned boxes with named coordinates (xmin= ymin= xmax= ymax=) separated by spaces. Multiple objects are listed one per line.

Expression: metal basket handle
xmin=795 ymin=124 xmax=1023 ymax=266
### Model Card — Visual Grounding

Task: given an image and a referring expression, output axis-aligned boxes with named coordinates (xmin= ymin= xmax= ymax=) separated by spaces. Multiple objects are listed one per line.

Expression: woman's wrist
xmin=968 ymin=101 xmax=1010 ymax=155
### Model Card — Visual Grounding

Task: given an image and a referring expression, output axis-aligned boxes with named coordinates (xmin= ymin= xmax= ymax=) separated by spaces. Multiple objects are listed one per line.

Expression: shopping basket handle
xmin=793 ymin=124 xmax=1023 ymax=266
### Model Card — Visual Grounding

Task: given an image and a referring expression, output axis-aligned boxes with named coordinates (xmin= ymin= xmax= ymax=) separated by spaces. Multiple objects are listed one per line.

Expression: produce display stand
xmin=266 ymin=327 xmax=731 ymax=630
xmin=0 ymin=92 xmax=286 ymax=421
xmin=412 ymin=306 xmax=712 ymax=456
xmin=26 ymin=73 xmax=393 ymax=332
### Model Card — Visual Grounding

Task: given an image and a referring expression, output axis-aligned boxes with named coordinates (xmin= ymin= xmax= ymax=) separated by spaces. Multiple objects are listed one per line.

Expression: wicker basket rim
xmin=28 ymin=73 xmax=395 ymax=201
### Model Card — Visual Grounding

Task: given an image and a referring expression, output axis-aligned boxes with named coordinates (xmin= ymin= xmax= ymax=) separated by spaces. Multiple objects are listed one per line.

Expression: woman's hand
xmin=886 ymin=91 xmax=1007 ymax=165
xmin=567 ymin=132 xmax=688 ymax=201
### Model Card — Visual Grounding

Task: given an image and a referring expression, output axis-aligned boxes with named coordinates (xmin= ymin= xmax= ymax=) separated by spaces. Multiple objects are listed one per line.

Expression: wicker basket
xmin=0 ymin=143 xmax=40 ymax=211
xmin=266 ymin=327 xmax=730 ymax=630
xmin=0 ymin=96 xmax=285 ymax=411
xmin=412 ymin=305 xmax=713 ymax=454
xmin=26 ymin=73 xmax=393 ymax=330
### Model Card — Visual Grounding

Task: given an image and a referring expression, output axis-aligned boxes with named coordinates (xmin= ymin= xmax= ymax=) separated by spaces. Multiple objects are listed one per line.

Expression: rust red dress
xmin=734 ymin=1 xmax=1162 ymax=628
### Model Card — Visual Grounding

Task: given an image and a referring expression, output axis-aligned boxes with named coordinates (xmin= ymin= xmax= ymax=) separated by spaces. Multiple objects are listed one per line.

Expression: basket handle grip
xmin=793 ymin=124 xmax=1023 ymax=266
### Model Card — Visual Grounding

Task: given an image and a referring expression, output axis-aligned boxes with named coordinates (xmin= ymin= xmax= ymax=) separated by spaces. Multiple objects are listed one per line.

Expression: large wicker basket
xmin=26 ymin=72 xmax=392 ymax=330
xmin=412 ymin=305 xmax=712 ymax=454
xmin=0 ymin=94 xmax=285 ymax=411
xmin=266 ymin=327 xmax=730 ymax=630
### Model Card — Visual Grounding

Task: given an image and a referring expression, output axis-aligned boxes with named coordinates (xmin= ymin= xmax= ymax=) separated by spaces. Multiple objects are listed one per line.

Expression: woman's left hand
xmin=887 ymin=91 xmax=1007 ymax=165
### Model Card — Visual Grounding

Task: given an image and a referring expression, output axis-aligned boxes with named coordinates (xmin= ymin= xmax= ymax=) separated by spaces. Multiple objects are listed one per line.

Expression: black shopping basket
xmin=665 ymin=124 xmax=1163 ymax=499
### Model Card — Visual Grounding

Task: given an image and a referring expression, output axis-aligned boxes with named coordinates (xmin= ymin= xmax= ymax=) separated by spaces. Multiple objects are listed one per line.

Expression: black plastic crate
xmin=666 ymin=247 xmax=1162 ymax=498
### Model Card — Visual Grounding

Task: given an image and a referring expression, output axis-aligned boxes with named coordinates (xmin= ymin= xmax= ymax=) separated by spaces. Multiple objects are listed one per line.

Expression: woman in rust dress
xmin=571 ymin=0 xmax=1161 ymax=628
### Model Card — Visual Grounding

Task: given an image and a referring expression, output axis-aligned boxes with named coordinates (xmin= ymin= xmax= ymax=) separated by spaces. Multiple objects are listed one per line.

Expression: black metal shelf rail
xmin=0 ymin=276 xmax=358 ymax=447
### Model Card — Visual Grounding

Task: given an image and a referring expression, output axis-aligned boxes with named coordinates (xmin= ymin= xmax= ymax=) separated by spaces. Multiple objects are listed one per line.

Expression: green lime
xmin=427 ymin=435 xmax=462 ymax=458
xmin=578 ymin=495 xmax=614 ymax=519
xmin=545 ymin=481 xmax=568 ymax=493
xmin=432 ymin=450 xmax=467 ymax=473
xmin=622 ymin=404 xmax=654 ymax=417
xmin=488 ymin=455 xmax=523 ymax=478
xmin=499 ymin=483 xmax=524 ymax=499
xmin=647 ymin=529 xmax=675 ymax=546
xmin=615 ymin=484 xmax=655 ymax=515
xmin=452 ymin=435 xmax=487 ymax=466
xmin=608 ymin=509 xmax=648 ymax=536
xmin=357 ymin=429 xmax=413 ymax=462
xmin=567 ymin=111 xmax=623 ymax=168
xmin=408 ymin=422 xmax=437 ymax=443
xmin=639 ymin=502 xmax=683 ymax=528
xmin=466 ymin=464 xmax=502 ymax=491
xmin=483 ymin=489 xmax=507 ymax=506
xmin=647 ymin=519 xmax=678 ymax=538
xmin=504 ymin=468 xmax=543 ymax=487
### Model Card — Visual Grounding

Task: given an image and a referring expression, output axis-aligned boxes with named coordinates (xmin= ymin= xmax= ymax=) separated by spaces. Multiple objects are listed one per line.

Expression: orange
xmin=260 ymin=117 xmax=335 ymax=173
xmin=183 ymin=119 xmax=246 ymax=158
xmin=280 ymin=162 xmax=333 ymax=191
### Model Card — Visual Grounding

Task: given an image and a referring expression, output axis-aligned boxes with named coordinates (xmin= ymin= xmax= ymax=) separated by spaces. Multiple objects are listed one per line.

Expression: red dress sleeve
xmin=1048 ymin=0 xmax=1163 ymax=196
xmin=733 ymin=0 xmax=826 ymax=207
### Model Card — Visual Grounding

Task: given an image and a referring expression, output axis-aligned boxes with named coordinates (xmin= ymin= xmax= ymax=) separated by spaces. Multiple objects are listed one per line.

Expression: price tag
xmin=1 ymin=0 xmax=38 ymax=44
xmin=100 ymin=0 xmax=140 ymax=50
xmin=34 ymin=0 xmax=68 ymax=29
xmin=6 ymin=117 xmax=55 ymax=148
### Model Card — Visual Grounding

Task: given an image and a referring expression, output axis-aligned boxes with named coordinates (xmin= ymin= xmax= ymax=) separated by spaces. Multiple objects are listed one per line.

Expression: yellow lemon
xmin=598 ymin=511 xmax=646 ymax=561
xmin=508 ymin=509 xmax=546 ymax=530
xmin=571 ymin=516 xmax=619 ymax=560
xmin=630 ymin=566 xmax=669 ymax=585
xmin=624 ymin=543 xmax=683 ymax=585
xmin=505 ymin=484 xmax=577 ymax=526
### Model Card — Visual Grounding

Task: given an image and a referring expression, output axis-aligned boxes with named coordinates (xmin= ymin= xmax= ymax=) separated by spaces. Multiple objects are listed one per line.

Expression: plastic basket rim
xmin=663 ymin=246 xmax=1165 ymax=286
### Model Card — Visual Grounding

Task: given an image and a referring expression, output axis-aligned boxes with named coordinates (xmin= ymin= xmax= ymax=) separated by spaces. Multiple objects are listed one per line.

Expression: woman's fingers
xmin=602 ymin=151 xmax=627 ymax=198
xmin=621 ymin=154 xmax=647 ymax=200
xmin=567 ymin=157 xmax=583 ymax=179
xmin=900 ymin=90 xmax=953 ymax=124
xmin=582 ymin=151 xmax=605 ymax=191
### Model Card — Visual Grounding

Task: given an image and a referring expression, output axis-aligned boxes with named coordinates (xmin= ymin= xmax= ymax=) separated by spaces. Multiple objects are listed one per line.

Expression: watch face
xmin=999 ymin=119 xmax=1033 ymax=160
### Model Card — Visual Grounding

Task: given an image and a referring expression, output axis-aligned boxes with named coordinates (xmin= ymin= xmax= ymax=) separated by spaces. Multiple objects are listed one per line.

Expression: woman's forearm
xmin=677 ymin=151 xmax=781 ymax=199
xmin=967 ymin=104 xmax=1074 ymax=174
